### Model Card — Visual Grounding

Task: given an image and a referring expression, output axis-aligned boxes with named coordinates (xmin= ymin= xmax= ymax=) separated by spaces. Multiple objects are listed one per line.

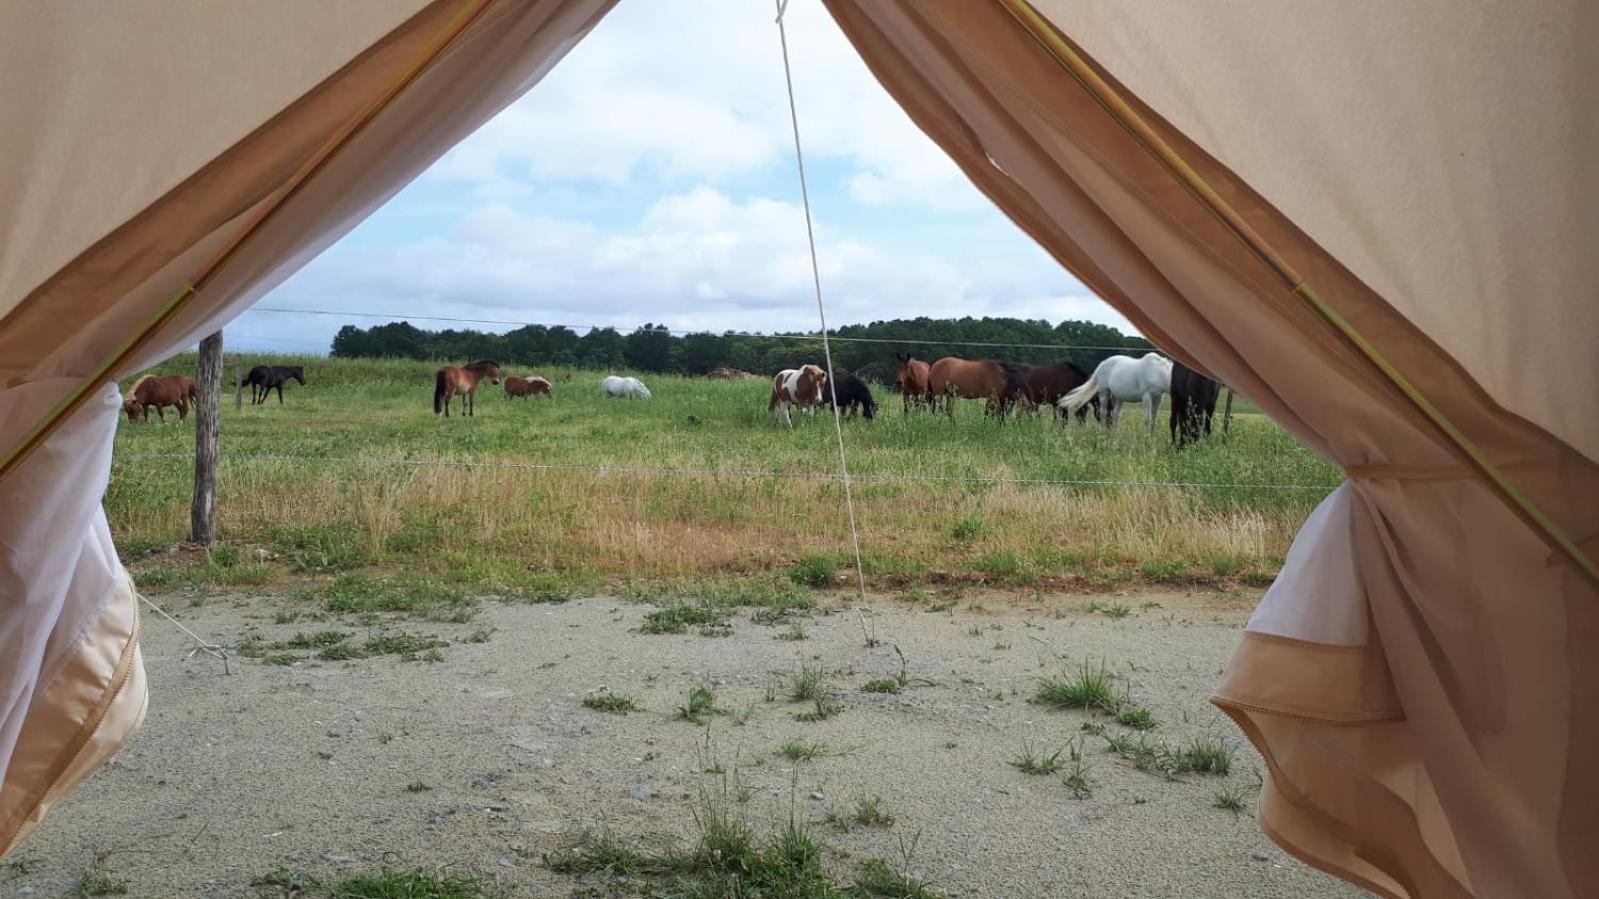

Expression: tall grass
xmin=110 ymin=354 xmax=1337 ymax=591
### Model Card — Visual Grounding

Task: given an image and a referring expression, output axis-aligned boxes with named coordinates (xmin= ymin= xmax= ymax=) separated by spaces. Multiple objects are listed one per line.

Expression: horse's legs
xmin=1145 ymin=393 xmax=1162 ymax=436
xmin=276 ymin=383 xmax=285 ymax=404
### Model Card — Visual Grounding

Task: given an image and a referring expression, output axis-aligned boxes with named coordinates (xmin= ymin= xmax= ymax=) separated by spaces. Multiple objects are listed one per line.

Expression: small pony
xmin=823 ymin=371 xmax=877 ymax=420
xmin=602 ymin=376 xmax=651 ymax=399
xmin=504 ymin=375 xmax=552 ymax=399
xmin=1058 ymin=352 xmax=1172 ymax=434
xmin=769 ymin=364 xmax=828 ymax=426
xmin=244 ymin=364 xmax=305 ymax=405
xmin=434 ymin=360 xmax=500 ymax=417
xmin=122 ymin=374 xmax=196 ymax=423
xmin=894 ymin=353 xmax=932 ymax=413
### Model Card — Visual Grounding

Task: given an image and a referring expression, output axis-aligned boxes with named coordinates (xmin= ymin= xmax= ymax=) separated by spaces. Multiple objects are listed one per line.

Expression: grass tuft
xmin=583 ymin=692 xmax=640 ymax=714
xmin=1035 ymin=663 xmax=1119 ymax=713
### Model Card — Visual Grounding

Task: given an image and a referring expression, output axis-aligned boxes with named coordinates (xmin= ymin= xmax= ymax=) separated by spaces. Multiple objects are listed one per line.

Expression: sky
xmin=232 ymin=0 xmax=1135 ymax=354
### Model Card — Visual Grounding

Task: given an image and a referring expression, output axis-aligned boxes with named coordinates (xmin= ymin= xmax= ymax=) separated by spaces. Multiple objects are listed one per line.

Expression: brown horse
xmin=122 ymin=374 xmax=196 ymax=423
xmin=504 ymin=375 xmax=552 ymax=399
xmin=893 ymin=353 xmax=933 ymax=413
xmin=434 ymin=360 xmax=501 ymax=417
xmin=927 ymin=357 xmax=1028 ymax=418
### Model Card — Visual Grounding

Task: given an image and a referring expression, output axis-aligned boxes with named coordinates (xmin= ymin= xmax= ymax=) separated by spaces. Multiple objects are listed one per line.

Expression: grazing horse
xmin=769 ymin=364 xmax=828 ymax=426
xmin=1058 ymin=352 xmax=1172 ymax=434
xmin=602 ymin=375 xmax=651 ymax=399
xmin=433 ymin=360 xmax=500 ymax=417
xmin=122 ymin=374 xmax=196 ymax=423
xmin=1168 ymin=362 xmax=1222 ymax=447
xmin=893 ymin=353 xmax=933 ymax=413
xmin=244 ymin=364 xmax=305 ymax=405
xmin=823 ymin=371 xmax=877 ymax=420
xmin=504 ymin=375 xmax=552 ymax=399
xmin=927 ymin=357 xmax=1028 ymax=418
xmin=1013 ymin=361 xmax=1099 ymax=423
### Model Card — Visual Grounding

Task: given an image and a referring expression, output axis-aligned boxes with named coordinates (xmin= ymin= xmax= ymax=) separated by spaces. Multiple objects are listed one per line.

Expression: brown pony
xmin=1013 ymin=361 xmax=1099 ymax=423
xmin=504 ymin=375 xmax=552 ymax=399
xmin=434 ymin=360 xmax=501 ymax=417
xmin=122 ymin=374 xmax=196 ymax=423
xmin=893 ymin=353 xmax=932 ymax=413
xmin=927 ymin=357 xmax=1028 ymax=418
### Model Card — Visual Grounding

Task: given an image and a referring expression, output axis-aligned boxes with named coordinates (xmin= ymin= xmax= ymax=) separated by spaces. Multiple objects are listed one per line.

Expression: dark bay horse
xmin=927 ymin=357 xmax=1028 ymax=418
xmin=1013 ymin=361 xmax=1099 ymax=423
xmin=434 ymin=360 xmax=501 ymax=417
xmin=1169 ymin=361 xmax=1222 ymax=446
xmin=822 ymin=371 xmax=877 ymax=420
xmin=894 ymin=353 xmax=933 ymax=413
xmin=122 ymin=374 xmax=196 ymax=423
xmin=245 ymin=365 xmax=305 ymax=405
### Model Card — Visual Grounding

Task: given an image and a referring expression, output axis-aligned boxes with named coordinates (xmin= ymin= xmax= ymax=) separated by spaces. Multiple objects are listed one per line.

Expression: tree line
xmin=329 ymin=317 xmax=1153 ymax=384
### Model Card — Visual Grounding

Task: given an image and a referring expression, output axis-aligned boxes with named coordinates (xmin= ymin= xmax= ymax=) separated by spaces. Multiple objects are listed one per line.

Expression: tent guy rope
xmin=137 ymin=592 xmax=231 ymax=674
xmin=774 ymin=0 xmax=869 ymax=604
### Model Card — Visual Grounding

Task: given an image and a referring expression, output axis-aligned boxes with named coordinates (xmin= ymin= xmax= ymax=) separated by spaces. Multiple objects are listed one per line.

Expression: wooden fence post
xmin=191 ymin=331 xmax=223 ymax=545
xmin=234 ymin=358 xmax=243 ymax=410
xmin=1222 ymin=387 xmax=1235 ymax=435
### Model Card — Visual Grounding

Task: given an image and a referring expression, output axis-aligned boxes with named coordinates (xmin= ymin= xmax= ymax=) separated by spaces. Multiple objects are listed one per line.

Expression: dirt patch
xmin=6 ymin=591 xmax=1366 ymax=898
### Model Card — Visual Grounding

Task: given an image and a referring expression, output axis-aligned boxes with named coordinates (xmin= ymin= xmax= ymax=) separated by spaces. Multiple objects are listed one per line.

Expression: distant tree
xmin=623 ymin=323 xmax=678 ymax=373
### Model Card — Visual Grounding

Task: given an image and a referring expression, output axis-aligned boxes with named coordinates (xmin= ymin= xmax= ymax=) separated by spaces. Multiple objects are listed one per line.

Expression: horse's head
xmin=472 ymin=360 xmax=501 ymax=384
xmin=290 ymin=367 xmax=306 ymax=385
xmin=122 ymin=396 xmax=141 ymax=421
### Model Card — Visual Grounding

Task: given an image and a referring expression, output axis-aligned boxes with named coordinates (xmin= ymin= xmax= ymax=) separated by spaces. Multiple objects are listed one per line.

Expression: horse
xmin=893 ymin=353 xmax=933 ymax=413
xmin=769 ymin=364 xmax=828 ymax=427
xmin=602 ymin=375 xmax=651 ymax=399
xmin=1012 ymin=361 xmax=1099 ymax=423
xmin=433 ymin=360 xmax=500 ymax=417
xmin=504 ymin=375 xmax=552 ymax=399
xmin=927 ymin=357 xmax=1028 ymax=418
xmin=122 ymin=374 xmax=196 ymax=423
xmin=1058 ymin=352 xmax=1173 ymax=434
xmin=1168 ymin=362 xmax=1221 ymax=447
xmin=823 ymin=371 xmax=877 ymax=420
xmin=244 ymin=364 xmax=304 ymax=405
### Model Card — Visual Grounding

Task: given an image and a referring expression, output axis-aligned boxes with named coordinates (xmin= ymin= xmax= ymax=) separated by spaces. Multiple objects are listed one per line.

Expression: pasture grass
xmin=110 ymin=355 xmax=1337 ymax=596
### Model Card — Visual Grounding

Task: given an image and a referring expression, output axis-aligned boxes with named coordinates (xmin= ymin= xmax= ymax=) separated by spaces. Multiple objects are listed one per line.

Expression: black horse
xmin=1012 ymin=361 xmax=1100 ymax=423
xmin=823 ymin=371 xmax=878 ymax=420
xmin=245 ymin=365 xmax=305 ymax=405
xmin=1169 ymin=361 xmax=1221 ymax=446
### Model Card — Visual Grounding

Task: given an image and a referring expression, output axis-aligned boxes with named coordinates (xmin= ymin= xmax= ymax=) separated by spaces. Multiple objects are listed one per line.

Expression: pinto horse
xmin=927 ymin=357 xmax=1028 ymax=418
xmin=1058 ymin=353 xmax=1172 ymax=434
xmin=1013 ymin=361 xmax=1099 ymax=423
xmin=433 ymin=360 xmax=500 ymax=417
xmin=1168 ymin=362 xmax=1221 ymax=447
xmin=769 ymin=364 xmax=828 ymax=426
xmin=893 ymin=353 xmax=933 ymax=413
xmin=123 ymin=374 xmax=196 ymax=423
xmin=245 ymin=364 xmax=304 ymax=405
xmin=504 ymin=375 xmax=552 ymax=399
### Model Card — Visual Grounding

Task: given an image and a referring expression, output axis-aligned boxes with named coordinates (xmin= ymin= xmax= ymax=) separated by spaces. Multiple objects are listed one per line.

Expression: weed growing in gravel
xmin=795 ymin=697 xmax=845 ymax=723
xmin=826 ymin=796 xmax=895 ymax=831
xmin=778 ymin=740 xmax=832 ymax=762
xmin=279 ymin=630 xmax=350 ymax=649
xmin=1062 ymin=738 xmax=1092 ymax=798
xmin=677 ymin=685 xmax=721 ymax=724
xmin=1035 ymin=663 xmax=1119 ymax=712
xmin=860 ymin=678 xmax=901 ymax=694
xmin=1214 ymin=784 xmax=1251 ymax=815
xmin=583 ymin=692 xmax=640 ymax=714
xmin=640 ymin=603 xmax=730 ymax=636
xmin=322 ymin=868 xmax=485 ymax=898
xmin=788 ymin=554 xmax=838 ymax=588
xmin=306 ymin=573 xmax=479 ymax=623
xmin=778 ymin=621 xmax=809 ymax=641
xmin=74 ymin=870 xmax=128 ymax=897
xmin=1171 ymin=736 xmax=1234 ymax=775
xmin=1116 ymin=706 xmax=1159 ymax=730
xmin=790 ymin=665 xmax=831 ymax=703
xmin=1103 ymin=602 xmax=1131 ymax=619
xmin=1103 ymin=733 xmax=1235 ymax=779
xmin=1008 ymin=741 xmax=1066 ymax=776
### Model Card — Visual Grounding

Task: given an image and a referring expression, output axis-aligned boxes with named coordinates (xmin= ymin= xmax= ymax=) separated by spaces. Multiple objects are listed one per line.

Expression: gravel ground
xmin=6 ymin=590 xmax=1368 ymax=898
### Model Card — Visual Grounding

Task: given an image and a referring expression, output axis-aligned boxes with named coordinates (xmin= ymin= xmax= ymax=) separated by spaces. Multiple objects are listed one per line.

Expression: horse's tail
xmin=433 ymin=370 xmax=446 ymax=414
xmin=1059 ymin=374 xmax=1099 ymax=413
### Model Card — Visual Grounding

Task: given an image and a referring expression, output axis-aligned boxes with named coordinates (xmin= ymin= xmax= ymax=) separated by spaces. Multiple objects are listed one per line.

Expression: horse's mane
xmin=468 ymin=359 xmax=499 ymax=368
xmin=127 ymin=375 xmax=153 ymax=394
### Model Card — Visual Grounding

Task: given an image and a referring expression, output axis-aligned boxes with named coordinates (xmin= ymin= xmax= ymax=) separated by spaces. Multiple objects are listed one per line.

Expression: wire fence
xmin=113 ymin=450 xmax=1334 ymax=494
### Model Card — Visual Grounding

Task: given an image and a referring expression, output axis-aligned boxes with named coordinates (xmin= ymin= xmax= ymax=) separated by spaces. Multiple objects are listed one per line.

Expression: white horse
xmin=1058 ymin=353 xmax=1172 ymax=434
xmin=601 ymin=375 xmax=651 ymax=399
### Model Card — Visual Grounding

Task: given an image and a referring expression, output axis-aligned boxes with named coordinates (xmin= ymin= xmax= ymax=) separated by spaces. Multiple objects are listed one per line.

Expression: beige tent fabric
xmin=1024 ymin=1 xmax=1599 ymax=466
xmin=822 ymin=1 xmax=1598 ymax=896
xmin=0 ymin=0 xmax=616 ymax=853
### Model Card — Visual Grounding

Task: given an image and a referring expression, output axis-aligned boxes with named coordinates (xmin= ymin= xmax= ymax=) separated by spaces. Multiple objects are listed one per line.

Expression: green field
xmin=110 ymin=354 xmax=1339 ymax=596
